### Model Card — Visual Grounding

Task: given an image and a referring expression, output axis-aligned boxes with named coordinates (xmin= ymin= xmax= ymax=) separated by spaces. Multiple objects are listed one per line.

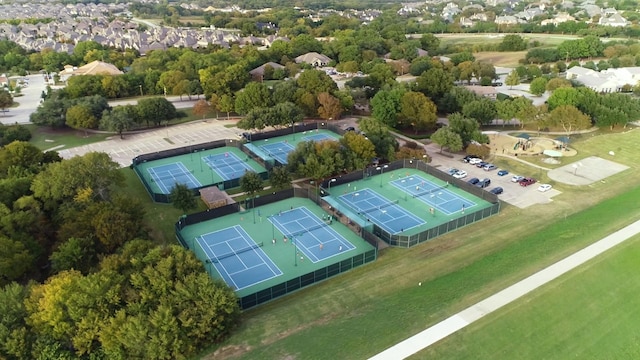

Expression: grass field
xmin=418 ymin=233 xmax=640 ymax=359
xmin=200 ymin=128 xmax=640 ymax=359
xmin=28 ymin=125 xmax=111 ymax=151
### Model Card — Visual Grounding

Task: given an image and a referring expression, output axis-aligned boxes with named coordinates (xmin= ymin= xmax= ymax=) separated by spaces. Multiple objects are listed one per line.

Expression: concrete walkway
xmin=369 ymin=219 xmax=640 ymax=360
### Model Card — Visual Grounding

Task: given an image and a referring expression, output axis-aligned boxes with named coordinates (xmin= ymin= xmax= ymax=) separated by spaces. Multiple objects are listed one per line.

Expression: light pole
xmin=293 ymin=236 xmax=297 ymax=266
xmin=252 ymin=195 xmax=259 ymax=224
xmin=377 ymin=164 xmax=388 ymax=187
xmin=139 ymin=84 xmax=143 ymax=97
xmin=328 ymin=178 xmax=336 ymax=193
xmin=292 ymin=120 xmax=296 ymax=140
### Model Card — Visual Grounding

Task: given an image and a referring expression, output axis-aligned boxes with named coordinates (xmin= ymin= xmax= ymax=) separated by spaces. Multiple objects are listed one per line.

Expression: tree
xmin=137 ymin=97 xmax=176 ymax=127
xmin=505 ymin=70 xmax=520 ymax=89
xmin=399 ymin=91 xmax=437 ymax=132
xmin=419 ymin=34 xmax=440 ymax=52
xmin=240 ymin=171 xmax=263 ymax=196
xmin=0 ymin=89 xmax=12 ymax=113
xmin=529 ymin=77 xmax=548 ymax=96
xmin=415 ymin=67 xmax=454 ymax=100
xmin=31 ymin=152 xmax=123 ymax=206
xmin=296 ymin=69 xmax=337 ymax=95
xmin=218 ymin=94 xmax=234 ymax=119
xmin=448 ymin=112 xmax=486 ymax=144
xmin=358 ymin=117 xmax=399 ymax=160
xmin=29 ymin=95 xmax=67 ymax=128
xmin=269 ymin=166 xmax=291 ymax=189
xmin=192 ymin=99 xmax=212 ymax=120
xmin=370 ymin=88 xmax=404 ymax=127
xmin=234 ymin=82 xmax=272 ymax=115
xmin=546 ymin=78 xmax=572 ymax=92
xmin=101 ymin=106 xmax=135 ymax=139
xmin=0 ymin=282 xmax=32 ymax=358
xmin=340 ymin=132 xmax=376 ymax=170
xmin=0 ymin=235 xmax=34 ymax=284
xmin=169 ymin=183 xmax=197 ymax=214
xmin=547 ymin=87 xmax=579 ymax=110
xmin=499 ymin=34 xmax=527 ymax=51
xmin=548 ymin=105 xmax=592 ymax=135
xmin=317 ymin=92 xmax=342 ymax=120
xmin=462 ymin=99 xmax=497 ymax=125
xmin=49 ymin=237 xmax=96 ymax=274
xmin=430 ymin=127 xmax=463 ymax=153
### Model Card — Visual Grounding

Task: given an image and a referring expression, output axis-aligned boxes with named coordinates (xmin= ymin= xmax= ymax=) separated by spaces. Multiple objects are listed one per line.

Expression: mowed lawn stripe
xmin=416 ymin=235 xmax=640 ymax=360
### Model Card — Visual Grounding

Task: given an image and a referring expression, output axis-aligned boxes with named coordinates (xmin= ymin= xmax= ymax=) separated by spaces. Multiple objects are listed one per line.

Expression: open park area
xmin=204 ymin=127 xmax=640 ymax=359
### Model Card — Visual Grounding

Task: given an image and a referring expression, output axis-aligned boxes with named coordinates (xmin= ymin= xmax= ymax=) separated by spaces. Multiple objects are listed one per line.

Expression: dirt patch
xmin=206 ymin=344 xmax=252 ymax=360
xmin=548 ymin=156 xmax=629 ymax=185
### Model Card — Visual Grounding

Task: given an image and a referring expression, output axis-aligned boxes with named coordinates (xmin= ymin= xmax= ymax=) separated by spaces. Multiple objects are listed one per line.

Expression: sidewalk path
xmin=370 ymin=219 xmax=640 ymax=360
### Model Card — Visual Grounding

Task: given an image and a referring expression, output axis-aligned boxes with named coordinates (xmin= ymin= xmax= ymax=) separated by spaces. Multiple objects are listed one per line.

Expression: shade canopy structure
xmin=543 ymin=149 xmax=563 ymax=157
xmin=516 ymin=133 xmax=531 ymax=140
xmin=555 ymin=136 xmax=570 ymax=144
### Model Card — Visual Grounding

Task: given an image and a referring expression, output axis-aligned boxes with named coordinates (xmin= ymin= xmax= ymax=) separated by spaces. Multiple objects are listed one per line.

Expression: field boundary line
xmin=370 ymin=219 xmax=640 ymax=360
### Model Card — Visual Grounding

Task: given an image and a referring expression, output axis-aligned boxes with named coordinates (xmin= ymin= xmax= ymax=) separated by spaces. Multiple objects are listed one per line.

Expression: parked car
xmin=452 ymin=170 xmax=467 ymax=179
xmin=489 ymin=187 xmax=504 ymax=195
xmin=468 ymin=158 xmax=483 ymax=165
xmin=476 ymin=161 xmax=488 ymax=168
xmin=538 ymin=184 xmax=552 ymax=192
xmin=519 ymin=178 xmax=537 ymax=187
xmin=462 ymin=155 xmax=477 ymax=163
xmin=475 ymin=178 xmax=491 ymax=188
xmin=511 ymin=175 xmax=524 ymax=183
xmin=497 ymin=169 xmax=509 ymax=176
xmin=483 ymin=164 xmax=497 ymax=171
xmin=448 ymin=168 xmax=460 ymax=175
xmin=467 ymin=177 xmax=480 ymax=185
xmin=345 ymin=126 xmax=355 ymax=131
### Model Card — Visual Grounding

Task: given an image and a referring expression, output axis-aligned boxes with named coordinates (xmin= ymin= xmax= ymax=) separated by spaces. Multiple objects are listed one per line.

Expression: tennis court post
xmin=377 ymin=164 xmax=389 ymax=187
xmin=293 ymin=236 xmax=297 ymax=266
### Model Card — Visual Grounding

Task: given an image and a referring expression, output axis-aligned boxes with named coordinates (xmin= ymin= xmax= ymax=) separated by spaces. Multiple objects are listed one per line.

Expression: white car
xmin=538 ymin=184 xmax=552 ymax=192
xmin=511 ymin=175 xmax=524 ymax=183
xmin=452 ymin=170 xmax=467 ymax=179
xmin=468 ymin=158 xmax=483 ymax=165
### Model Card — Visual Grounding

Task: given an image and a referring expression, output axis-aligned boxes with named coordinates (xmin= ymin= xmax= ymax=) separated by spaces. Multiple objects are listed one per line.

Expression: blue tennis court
xmin=196 ymin=225 xmax=282 ymax=291
xmin=302 ymin=133 xmax=335 ymax=142
xmin=391 ymin=175 xmax=477 ymax=215
xmin=147 ymin=162 xmax=202 ymax=194
xmin=202 ymin=152 xmax=253 ymax=180
xmin=269 ymin=207 xmax=354 ymax=262
xmin=259 ymin=141 xmax=296 ymax=164
xmin=339 ymin=188 xmax=425 ymax=234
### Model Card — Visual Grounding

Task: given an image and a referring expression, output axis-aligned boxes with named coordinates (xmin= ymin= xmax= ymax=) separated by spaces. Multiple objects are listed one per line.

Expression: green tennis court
xmin=178 ymin=197 xmax=376 ymax=304
xmin=135 ymin=146 xmax=266 ymax=194
xmin=244 ymin=129 xmax=341 ymax=164
xmin=323 ymin=167 xmax=496 ymax=240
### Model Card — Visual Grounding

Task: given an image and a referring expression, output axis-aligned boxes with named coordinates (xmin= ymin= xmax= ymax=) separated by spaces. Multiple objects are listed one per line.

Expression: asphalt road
xmin=0 ymin=74 xmax=48 ymax=125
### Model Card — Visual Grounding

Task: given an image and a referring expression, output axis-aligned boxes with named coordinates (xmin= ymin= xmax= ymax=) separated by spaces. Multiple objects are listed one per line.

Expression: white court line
xmin=370 ymin=219 xmax=640 ymax=360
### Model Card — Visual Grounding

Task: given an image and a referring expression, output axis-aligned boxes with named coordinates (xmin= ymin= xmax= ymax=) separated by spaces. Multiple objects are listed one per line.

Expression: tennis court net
xmin=413 ymin=185 xmax=448 ymax=198
xmin=150 ymin=173 xmax=193 ymax=182
xmin=289 ymin=222 xmax=328 ymax=238
xmin=359 ymin=199 xmax=399 ymax=215
xmin=210 ymin=241 xmax=263 ymax=263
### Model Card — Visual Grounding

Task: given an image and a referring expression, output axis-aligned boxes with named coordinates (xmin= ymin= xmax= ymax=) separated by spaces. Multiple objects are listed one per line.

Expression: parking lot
xmin=428 ymin=152 xmax=559 ymax=209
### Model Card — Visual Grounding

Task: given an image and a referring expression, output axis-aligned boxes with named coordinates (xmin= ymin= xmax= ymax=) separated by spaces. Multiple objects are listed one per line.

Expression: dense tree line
xmin=0 ymin=144 xmax=239 ymax=358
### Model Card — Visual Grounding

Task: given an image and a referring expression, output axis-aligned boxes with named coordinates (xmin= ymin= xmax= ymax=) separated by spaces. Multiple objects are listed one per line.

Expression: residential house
xmin=249 ymin=62 xmax=285 ymax=81
xmin=295 ymin=52 xmax=332 ymax=67
xmin=541 ymin=12 xmax=575 ymax=26
xmin=465 ymin=85 xmax=497 ymax=99
xmin=599 ymin=13 xmax=628 ymax=27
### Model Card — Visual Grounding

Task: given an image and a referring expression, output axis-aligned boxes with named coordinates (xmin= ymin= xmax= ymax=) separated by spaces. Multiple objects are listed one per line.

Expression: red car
xmin=519 ymin=177 xmax=537 ymax=186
